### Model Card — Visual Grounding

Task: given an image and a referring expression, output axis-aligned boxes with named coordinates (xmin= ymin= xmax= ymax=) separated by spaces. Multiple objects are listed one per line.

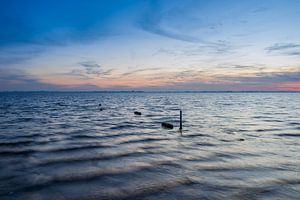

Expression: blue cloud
xmin=266 ymin=43 xmax=300 ymax=56
xmin=220 ymin=71 xmax=300 ymax=83
xmin=137 ymin=0 xmax=211 ymax=43
xmin=266 ymin=43 xmax=300 ymax=51
xmin=0 ymin=45 xmax=43 ymax=65
xmin=0 ymin=68 xmax=101 ymax=91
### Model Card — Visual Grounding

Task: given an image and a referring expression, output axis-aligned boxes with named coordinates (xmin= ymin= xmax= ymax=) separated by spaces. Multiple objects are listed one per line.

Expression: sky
xmin=0 ymin=0 xmax=300 ymax=91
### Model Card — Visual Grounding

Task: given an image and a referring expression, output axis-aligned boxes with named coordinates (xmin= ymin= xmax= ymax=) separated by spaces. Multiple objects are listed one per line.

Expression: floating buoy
xmin=100 ymin=108 xmax=103 ymax=111
xmin=162 ymin=122 xmax=173 ymax=129
xmin=99 ymin=103 xmax=102 ymax=106
xmin=134 ymin=111 xmax=142 ymax=115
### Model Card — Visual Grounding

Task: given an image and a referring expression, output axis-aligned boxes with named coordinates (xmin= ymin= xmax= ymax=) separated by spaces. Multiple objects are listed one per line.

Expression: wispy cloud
xmin=252 ymin=6 xmax=268 ymax=13
xmin=266 ymin=43 xmax=300 ymax=51
xmin=219 ymin=70 xmax=300 ymax=84
xmin=140 ymin=69 xmax=300 ymax=91
xmin=137 ymin=1 xmax=216 ymax=43
xmin=0 ymin=45 xmax=43 ymax=65
xmin=79 ymin=61 xmax=102 ymax=75
xmin=138 ymin=9 xmax=198 ymax=43
xmin=120 ymin=67 xmax=162 ymax=76
xmin=285 ymin=51 xmax=300 ymax=56
xmin=216 ymin=63 xmax=266 ymax=70
xmin=0 ymin=69 xmax=62 ymax=90
xmin=139 ymin=19 xmax=201 ymax=43
xmin=266 ymin=43 xmax=300 ymax=56
xmin=2 ymin=66 xmax=299 ymax=91
xmin=78 ymin=61 xmax=114 ymax=77
xmin=232 ymin=65 xmax=255 ymax=69
xmin=153 ymin=41 xmax=236 ymax=60
xmin=0 ymin=68 xmax=104 ymax=91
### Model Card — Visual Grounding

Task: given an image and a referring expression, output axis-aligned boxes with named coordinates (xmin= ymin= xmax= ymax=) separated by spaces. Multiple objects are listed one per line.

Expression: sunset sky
xmin=0 ymin=0 xmax=300 ymax=91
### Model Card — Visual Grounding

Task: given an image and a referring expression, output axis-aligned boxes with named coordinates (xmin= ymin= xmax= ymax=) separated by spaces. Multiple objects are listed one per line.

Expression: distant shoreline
xmin=1 ymin=91 xmax=300 ymax=93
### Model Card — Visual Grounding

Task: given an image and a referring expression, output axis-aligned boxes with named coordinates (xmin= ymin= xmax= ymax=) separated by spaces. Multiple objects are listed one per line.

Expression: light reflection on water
xmin=0 ymin=92 xmax=299 ymax=200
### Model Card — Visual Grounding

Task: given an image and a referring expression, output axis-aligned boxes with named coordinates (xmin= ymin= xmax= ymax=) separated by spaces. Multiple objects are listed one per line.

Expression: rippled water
xmin=0 ymin=92 xmax=299 ymax=200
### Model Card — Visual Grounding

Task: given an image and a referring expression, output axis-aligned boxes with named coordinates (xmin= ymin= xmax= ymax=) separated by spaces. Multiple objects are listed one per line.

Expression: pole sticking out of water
xmin=179 ymin=110 xmax=182 ymax=131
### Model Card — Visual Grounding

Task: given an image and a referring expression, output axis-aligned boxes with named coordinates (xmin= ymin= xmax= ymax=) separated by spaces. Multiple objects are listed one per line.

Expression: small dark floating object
xmin=99 ymin=103 xmax=102 ymax=106
xmin=100 ymin=108 xmax=103 ymax=111
xmin=238 ymin=138 xmax=245 ymax=141
xmin=134 ymin=111 xmax=142 ymax=115
xmin=162 ymin=122 xmax=173 ymax=129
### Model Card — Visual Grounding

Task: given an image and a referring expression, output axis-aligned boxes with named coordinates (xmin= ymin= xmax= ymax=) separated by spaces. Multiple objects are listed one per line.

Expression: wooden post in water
xmin=179 ymin=110 xmax=182 ymax=131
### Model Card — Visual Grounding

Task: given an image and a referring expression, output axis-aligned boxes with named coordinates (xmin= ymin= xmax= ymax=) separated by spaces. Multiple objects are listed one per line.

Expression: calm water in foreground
xmin=0 ymin=92 xmax=299 ymax=200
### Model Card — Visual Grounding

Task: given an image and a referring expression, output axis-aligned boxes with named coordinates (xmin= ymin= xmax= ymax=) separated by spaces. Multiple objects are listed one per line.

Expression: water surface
xmin=0 ymin=92 xmax=299 ymax=199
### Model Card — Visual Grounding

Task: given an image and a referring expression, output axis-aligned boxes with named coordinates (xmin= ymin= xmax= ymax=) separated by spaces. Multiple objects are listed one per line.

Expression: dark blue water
xmin=0 ymin=92 xmax=299 ymax=200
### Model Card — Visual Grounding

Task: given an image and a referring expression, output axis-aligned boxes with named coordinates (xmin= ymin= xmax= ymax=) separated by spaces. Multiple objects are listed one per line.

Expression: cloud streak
xmin=0 ymin=69 xmax=62 ymax=90
xmin=217 ymin=70 xmax=300 ymax=86
xmin=0 ymin=68 xmax=104 ymax=91
xmin=266 ymin=43 xmax=300 ymax=56
xmin=0 ymin=45 xmax=43 ymax=65
xmin=137 ymin=0 xmax=216 ymax=44
xmin=2 ymin=67 xmax=300 ymax=91
xmin=266 ymin=43 xmax=300 ymax=51
xmin=139 ymin=69 xmax=300 ymax=91
xmin=120 ymin=67 xmax=162 ymax=76
xmin=78 ymin=61 xmax=114 ymax=77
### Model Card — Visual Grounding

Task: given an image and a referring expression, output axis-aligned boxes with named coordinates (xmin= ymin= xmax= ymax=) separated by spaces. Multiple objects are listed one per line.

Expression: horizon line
xmin=1 ymin=90 xmax=300 ymax=93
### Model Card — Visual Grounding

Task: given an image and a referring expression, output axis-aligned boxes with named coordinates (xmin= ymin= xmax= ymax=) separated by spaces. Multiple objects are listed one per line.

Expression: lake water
xmin=0 ymin=92 xmax=299 ymax=200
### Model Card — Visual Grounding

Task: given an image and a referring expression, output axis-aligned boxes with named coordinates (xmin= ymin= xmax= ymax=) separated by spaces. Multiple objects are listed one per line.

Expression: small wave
xmin=54 ymin=102 xmax=66 ymax=106
xmin=213 ymin=152 xmax=238 ymax=159
xmin=13 ymin=133 xmax=43 ymax=139
xmin=223 ymin=128 xmax=248 ymax=134
xmin=255 ymin=128 xmax=281 ymax=132
xmin=0 ymin=140 xmax=33 ymax=147
xmin=144 ymin=114 xmax=159 ymax=117
xmin=197 ymin=151 xmax=258 ymax=163
xmin=195 ymin=142 xmax=216 ymax=147
xmin=276 ymin=133 xmax=300 ymax=137
xmin=71 ymin=132 xmax=147 ymax=140
xmin=140 ymin=145 xmax=160 ymax=150
xmin=35 ymin=151 xmax=148 ymax=167
xmin=19 ymin=117 xmax=34 ymax=122
xmin=183 ymin=133 xmax=210 ymax=138
xmin=220 ymin=139 xmax=234 ymax=142
xmin=110 ymin=124 xmax=139 ymax=130
xmin=16 ymin=161 xmax=188 ymax=193
xmin=0 ymin=149 xmax=36 ymax=156
xmin=197 ymin=165 xmax=265 ymax=172
xmin=0 ymin=143 xmax=111 ymax=157
xmin=231 ymin=186 xmax=276 ymax=199
xmin=231 ymin=178 xmax=300 ymax=199
xmin=43 ymin=144 xmax=111 ymax=153
xmin=272 ymin=178 xmax=300 ymax=185
xmin=289 ymin=122 xmax=300 ymax=126
xmin=99 ymin=177 xmax=196 ymax=200
xmin=253 ymin=115 xmax=273 ymax=119
xmin=120 ymin=137 xmax=168 ymax=144
xmin=263 ymin=119 xmax=284 ymax=122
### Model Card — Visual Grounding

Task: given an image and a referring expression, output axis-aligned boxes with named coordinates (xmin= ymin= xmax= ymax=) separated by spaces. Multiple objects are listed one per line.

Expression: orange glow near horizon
xmin=35 ymin=69 xmax=300 ymax=91
xmin=40 ymin=70 xmax=217 ymax=89
xmin=275 ymin=82 xmax=300 ymax=91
